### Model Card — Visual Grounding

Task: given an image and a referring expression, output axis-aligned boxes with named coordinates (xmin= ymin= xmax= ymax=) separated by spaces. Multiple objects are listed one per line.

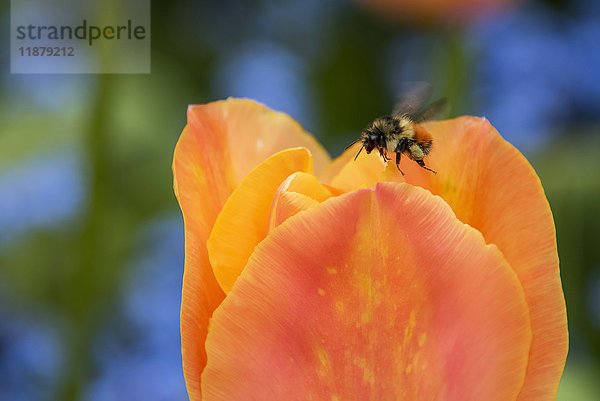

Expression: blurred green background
xmin=1 ymin=0 xmax=599 ymax=400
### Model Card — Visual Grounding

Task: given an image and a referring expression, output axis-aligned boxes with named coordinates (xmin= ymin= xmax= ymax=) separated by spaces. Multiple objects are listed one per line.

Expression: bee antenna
xmin=354 ymin=145 xmax=365 ymax=161
xmin=344 ymin=138 xmax=361 ymax=151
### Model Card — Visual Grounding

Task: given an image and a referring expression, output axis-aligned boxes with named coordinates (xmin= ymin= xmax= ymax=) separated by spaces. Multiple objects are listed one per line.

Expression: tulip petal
xmin=269 ymin=191 xmax=321 ymax=231
xmin=207 ymin=148 xmax=313 ymax=294
xmin=187 ymin=98 xmax=331 ymax=186
xmin=268 ymin=171 xmax=337 ymax=232
xmin=173 ymin=124 xmax=227 ymax=401
xmin=415 ymin=117 xmax=567 ymax=399
xmin=278 ymin=171 xmax=334 ymax=202
xmin=202 ymin=182 xmax=532 ymax=401
xmin=329 ymin=143 xmax=388 ymax=190
xmin=328 ymin=117 xmax=568 ymax=398
xmin=175 ymin=99 xmax=330 ymax=400
xmin=318 ymin=143 xmax=364 ymax=184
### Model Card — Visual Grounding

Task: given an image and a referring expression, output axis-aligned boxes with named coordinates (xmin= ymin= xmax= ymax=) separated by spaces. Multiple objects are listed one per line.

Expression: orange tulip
xmin=173 ymin=98 xmax=567 ymax=400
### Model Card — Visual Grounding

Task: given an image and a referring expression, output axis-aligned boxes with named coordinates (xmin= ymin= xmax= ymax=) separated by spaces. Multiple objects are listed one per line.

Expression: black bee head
xmin=364 ymin=140 xmax=375 ymax=154
xmin=362 ymin=127 xmax=383 ymax=154
xmin=345 ymin=123 xmax=385 ymax=162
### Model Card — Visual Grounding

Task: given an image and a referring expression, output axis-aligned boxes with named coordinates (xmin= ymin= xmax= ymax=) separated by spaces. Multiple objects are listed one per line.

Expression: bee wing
xmin=391 ymin=82 xmax=433 ymax=117
xmin=412 ymin=97 xmax=449 ymax=123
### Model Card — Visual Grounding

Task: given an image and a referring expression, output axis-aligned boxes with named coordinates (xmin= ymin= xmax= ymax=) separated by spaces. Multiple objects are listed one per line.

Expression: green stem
xmin=440 ymin=28 xmax=470 ymax=116
xmin=54 ymin=74 xmax=113 ymax=401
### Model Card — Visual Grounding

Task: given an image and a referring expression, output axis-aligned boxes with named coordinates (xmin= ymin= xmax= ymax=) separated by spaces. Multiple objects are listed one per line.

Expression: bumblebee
xmin=347 ymin=83 xmax=446 ymax=175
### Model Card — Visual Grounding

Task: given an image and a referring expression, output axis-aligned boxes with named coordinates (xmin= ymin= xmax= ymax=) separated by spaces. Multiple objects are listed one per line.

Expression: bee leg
xmin=415 ymin=159 xmax=437 ymax=174
xmin=379 ymin=148 xmax=389 ymax=162
xmin=395 ymin=152 xmax=404 ymax=175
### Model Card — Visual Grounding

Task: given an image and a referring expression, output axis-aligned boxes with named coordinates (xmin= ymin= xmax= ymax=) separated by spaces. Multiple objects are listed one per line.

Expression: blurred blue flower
xmin=213 ymin=40 xmax=315 ymax=132
xmin=0 ymin=308 xmax=64 ymax=401
xmin=0 ymin=151 xmax=84 ymax=248
xmin=4 ymin=75 xmax=93 ymax=114
xmin=471 ymin=1 xmax=600 ymax=150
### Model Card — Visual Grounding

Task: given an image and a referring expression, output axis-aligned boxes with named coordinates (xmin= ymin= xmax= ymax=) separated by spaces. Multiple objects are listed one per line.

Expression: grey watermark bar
xmin=10 ymin=0 xmax=150 ymax=74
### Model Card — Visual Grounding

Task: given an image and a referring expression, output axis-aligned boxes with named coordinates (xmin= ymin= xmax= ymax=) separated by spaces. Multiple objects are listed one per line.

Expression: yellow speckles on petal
xmin=326 ymin=267 xmax=337 ymax=274
xmin=393 ymin=343 xmax=403 ymax=360
xmin=316 ymin=346 xmax=332 ymax=378
xmin=353 ymin=356 xmax=374 ymax=386
xmin=418 ymin=333 xmax=427 ymax=347
xmin=405 ymin=363 xmax=412 ymax=374
xmin=335 ymin=300 xmax=344 ymax=312
xmin=317 ymin=347 xmax=329 ymax=367
xmin=355 ymin=272 xmax=377 ymax=327
xmin=361 ymin=311 xmax=372 ymax=324
xmin=357 ymin=273 xmax=375 ymax=299
xmin=404 ymin=310 xmax=417 ymax=344
xmin=412 ymin=352 xmax=420 ymax=368
xmin=363 ymin=366 xmax=375 ymax=386
xmin=331 ymin=396 xmax=340 ymax=401
xmin=317 ymin=288 xmax=326 ymax=296
xmin=353 ymin=356 xmax=366 ymax=369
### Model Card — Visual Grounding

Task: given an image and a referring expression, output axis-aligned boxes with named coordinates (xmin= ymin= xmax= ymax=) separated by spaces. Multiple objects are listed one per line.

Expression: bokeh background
xmin=1 ymin=0 xmax=600 ymax=399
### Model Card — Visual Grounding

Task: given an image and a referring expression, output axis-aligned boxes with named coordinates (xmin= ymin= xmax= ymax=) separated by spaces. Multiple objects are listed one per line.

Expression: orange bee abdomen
xmin=412 ymin=123 xmax=433 ymax=147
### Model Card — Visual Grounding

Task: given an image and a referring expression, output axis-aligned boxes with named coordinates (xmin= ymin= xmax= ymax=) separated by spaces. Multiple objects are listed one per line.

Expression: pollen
xmin=326 ymin=267 xmax=337 ymax=274
xmin=317 ymin=288 xmax=326 ymax=296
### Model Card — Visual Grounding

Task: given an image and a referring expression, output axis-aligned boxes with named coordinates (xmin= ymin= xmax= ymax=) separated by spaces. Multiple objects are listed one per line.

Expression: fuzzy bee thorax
xmin=347 ymin=83 xmax=441 ymax=175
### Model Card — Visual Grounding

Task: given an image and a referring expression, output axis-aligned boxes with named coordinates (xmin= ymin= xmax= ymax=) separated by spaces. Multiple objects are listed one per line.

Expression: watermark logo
xmin=10 ymin=0 xmax=150 ymax=74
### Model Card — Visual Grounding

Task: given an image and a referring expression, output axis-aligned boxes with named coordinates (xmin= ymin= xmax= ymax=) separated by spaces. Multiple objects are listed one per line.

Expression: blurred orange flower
xmin=173 ymin=98 xmax=567 ymax=400
xmin=354 ymin=0 xmax=521 ymax=24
